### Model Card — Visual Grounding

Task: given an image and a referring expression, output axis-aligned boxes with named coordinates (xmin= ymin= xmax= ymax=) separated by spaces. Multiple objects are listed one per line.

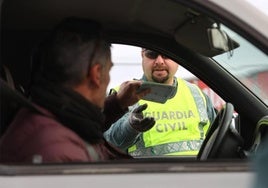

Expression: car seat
xmin=0 ymin=65 xmax=27 ymax=136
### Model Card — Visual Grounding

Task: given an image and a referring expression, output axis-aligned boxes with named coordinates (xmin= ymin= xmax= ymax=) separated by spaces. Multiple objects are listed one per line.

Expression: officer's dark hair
xmin=36 ymin=17 xmax=111 ymax=86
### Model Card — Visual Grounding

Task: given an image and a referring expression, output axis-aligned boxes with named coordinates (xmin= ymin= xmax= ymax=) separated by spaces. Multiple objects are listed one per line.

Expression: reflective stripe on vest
xmin=128 ymin=78 xmax=210 ymax=156
xmin=185 ymin=81 xmax=208 ymax=139
xmin=129 ymin=140 xmax=203 ymax=156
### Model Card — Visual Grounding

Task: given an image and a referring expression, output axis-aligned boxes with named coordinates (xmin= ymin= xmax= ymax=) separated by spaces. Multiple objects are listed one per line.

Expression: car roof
xmin=2 ymin=0 xmax=267 ymax=57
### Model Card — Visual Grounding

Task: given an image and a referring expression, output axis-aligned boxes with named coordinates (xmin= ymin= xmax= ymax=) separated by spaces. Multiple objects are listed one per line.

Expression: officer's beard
xmin=152 ymin=74 xmax=169 ymax=83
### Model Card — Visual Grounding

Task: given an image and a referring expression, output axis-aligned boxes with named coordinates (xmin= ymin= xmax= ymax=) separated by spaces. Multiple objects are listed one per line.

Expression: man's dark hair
xmin=36 ymin=17 xmax=111 ymax=86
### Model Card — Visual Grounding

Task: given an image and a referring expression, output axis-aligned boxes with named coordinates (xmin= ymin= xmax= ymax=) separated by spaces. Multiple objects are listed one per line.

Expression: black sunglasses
xmin=143 ymin=50 xmax=168 ymax=59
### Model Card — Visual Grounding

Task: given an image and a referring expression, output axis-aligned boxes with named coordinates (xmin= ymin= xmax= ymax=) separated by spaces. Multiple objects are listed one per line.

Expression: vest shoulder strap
xmin=184 ymin=80 xmax=208 ymax=123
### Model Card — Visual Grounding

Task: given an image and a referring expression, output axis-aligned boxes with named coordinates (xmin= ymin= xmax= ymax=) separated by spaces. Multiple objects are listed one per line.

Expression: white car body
xmin=0 ymin=0 xmax=267 ymax=188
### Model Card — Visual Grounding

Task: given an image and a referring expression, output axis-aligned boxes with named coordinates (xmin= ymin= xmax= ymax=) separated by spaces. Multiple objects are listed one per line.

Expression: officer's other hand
xmin=129 ymin=103 xmax=155 ymax=132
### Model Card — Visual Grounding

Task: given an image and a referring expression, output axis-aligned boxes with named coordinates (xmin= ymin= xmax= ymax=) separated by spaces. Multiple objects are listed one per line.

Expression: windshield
xmin=213 ymin=25 xmax=268 ymax=105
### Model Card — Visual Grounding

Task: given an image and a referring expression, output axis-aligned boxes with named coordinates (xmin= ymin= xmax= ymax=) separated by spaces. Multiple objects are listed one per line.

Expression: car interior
xmin=0 ymin=0 xmax=268 ymax=165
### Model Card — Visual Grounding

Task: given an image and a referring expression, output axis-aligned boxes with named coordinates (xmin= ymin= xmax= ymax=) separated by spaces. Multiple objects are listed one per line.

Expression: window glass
xmin=213 ymin=25 xmax=268 ymax=105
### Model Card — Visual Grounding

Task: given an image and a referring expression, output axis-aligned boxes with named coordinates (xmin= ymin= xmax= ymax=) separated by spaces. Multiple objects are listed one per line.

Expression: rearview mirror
xmin=174 ymin=13 xmax=239 ymax=57
xmin=207 ymin=27 xmax=239 ymax=54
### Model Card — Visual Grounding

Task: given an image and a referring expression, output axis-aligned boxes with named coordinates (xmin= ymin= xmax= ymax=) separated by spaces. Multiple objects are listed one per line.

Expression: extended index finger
xmin=133 ymin=103 xmax=148 ymax=113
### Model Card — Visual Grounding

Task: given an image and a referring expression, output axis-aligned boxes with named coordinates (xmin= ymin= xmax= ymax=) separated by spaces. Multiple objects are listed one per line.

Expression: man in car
xmin=0 ymin=17 xmax=151 ymax=163
xmin=104 ymin=49 xmax=216 ymax=156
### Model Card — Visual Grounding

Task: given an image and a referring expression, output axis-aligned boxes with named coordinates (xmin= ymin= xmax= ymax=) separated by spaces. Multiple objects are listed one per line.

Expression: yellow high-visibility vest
xmin=128 ymin=78 xmax=210 ymax=156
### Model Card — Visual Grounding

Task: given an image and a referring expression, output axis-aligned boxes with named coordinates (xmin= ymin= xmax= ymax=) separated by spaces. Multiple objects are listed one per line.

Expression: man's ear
xmin=87 ymin=63 xmax=102 ymax=87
